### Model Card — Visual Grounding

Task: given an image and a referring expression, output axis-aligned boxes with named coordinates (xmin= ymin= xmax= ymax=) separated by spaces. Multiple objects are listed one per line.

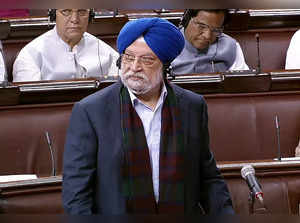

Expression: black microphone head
xmin=241 ymin=165 xmax=255 ymax=179
xmin=255 ymin=33 xmax=261 ymax=74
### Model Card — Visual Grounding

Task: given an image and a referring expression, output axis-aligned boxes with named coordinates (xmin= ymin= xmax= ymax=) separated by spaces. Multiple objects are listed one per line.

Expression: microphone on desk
xmin=113 ymin=9 xmax=119 ymax=16
xmin=45 ymin=131 xmax=56 ymax=176
xmin=211 ymin=36 xmax=219 ymax=73
xmin=255 ymin=33 xmax=261 ymax=75
xmin=275 ymin=115 xmax=282 ymax=161
xmin=241 ymin=165 xmax=264 ymax=204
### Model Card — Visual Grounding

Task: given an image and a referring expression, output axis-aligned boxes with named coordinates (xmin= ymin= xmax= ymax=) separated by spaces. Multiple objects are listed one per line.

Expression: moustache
xmin=123 ymin=72 xmax=148 ymax=81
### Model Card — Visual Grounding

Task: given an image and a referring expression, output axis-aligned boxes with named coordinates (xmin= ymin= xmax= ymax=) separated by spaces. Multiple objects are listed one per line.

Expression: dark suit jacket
xmin=62 ymin=81 xmax=234 ymax=215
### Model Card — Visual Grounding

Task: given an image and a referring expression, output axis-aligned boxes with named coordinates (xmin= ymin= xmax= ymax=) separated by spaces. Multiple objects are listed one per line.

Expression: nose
xmin=70 ymin=11 xmax=80 ymax=23
xmin=201 ymin=29 xmax=212 ymax=41
xmin=130 ymin=58 xmax=142 ymax=72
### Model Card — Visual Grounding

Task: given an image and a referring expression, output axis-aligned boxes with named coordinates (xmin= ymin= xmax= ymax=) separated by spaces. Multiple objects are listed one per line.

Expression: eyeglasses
xmin=191 ymin=18 xmax=224 ymax=37
xmin=58 ymin=9 xmax=90 ymax=17
xmin=121 ymin=53 xmax=158 ymax=67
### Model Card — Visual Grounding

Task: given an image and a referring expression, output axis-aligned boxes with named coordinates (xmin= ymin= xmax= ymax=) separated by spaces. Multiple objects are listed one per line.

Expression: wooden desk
xmin=1 ymin=71 xmax=300 ymax=106
xmin=218 ymin=159 xmax=300 ymax=214
xmin=0 ymin=176 xmax=63 ymax=213
xmin=1 ymin=160 xmax=300 ymax=214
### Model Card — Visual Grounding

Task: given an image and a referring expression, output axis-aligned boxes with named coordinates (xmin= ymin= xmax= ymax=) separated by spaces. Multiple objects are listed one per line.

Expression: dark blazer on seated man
xmin=63 ymin=17 xmax=234 ymax=215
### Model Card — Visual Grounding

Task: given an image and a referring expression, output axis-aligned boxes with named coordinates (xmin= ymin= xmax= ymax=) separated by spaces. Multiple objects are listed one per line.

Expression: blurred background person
xmin=295 ymin=138 xmax=300 ymax=157
xmin=0 ymin=41 xmax=7 ymax=82
xmin=286 ymin=30 xmax=300 ymax=69
xmin=171 ymin=9 xmax=249 ymax=75
xmin=13 ymin=9 xmax=118 ymax=82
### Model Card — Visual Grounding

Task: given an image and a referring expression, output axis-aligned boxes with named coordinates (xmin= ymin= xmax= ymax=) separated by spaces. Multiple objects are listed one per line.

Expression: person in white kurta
xmin=0 ymin=51 xmax=5 ymax=82
xmin=13 ymin=9 xmax=119 ymax=82
xmin=286 ymin=30 xmax=300 ymax=69
xmin=0 ymin=41 xmax=7 ymax=82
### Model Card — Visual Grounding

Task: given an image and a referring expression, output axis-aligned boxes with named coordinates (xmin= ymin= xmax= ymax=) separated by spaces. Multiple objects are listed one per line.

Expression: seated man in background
xmin=63 ymin=17 xmax=234 ymax=215
xmin=13 ymin=9 xmax=118 ymax=82
xmin=286 ymin=30 xmax=300 ymax=69
xmin=295 ymin=139 xmax=300 ymax=157
xmin=0 ymin=41 xmax=7 ymax=82
xmin=171 ymin=9 xmax=249 ymax=75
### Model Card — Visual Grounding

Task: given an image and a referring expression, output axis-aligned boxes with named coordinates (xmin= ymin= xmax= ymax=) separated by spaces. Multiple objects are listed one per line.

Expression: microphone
xmin=255 ymin=33 xmax=261 ymax=75
xmin=275 ymin=115 xmax=281 ymax=161
xmin=241 ymin=165 xmax=264 ymax=204
xmin=211 ymin=37 xmax=219 ymax=73
xmin=45 ymin=131 xmax=56 ymax=176
xmin=113 ymin=9 xmax=119 ymax=17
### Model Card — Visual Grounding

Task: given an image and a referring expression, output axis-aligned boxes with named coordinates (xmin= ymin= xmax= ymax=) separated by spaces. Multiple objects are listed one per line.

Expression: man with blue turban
xmin=63 ymin=17 xmax=234 ymax=215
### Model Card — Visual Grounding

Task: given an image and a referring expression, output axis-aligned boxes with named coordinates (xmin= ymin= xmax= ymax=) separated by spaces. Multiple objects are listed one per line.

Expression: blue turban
xmin=117 ymin=17 xmax=185 ymax=64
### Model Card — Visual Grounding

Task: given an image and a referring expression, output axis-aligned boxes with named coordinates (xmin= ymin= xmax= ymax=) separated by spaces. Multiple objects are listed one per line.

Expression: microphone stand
xmin=248 ymin=191 xmax=268 ymax=214
xmin=45 ymin=131 xmax=56 ymax=176
xmin=255 ymin=33 xmax=261 ymax=75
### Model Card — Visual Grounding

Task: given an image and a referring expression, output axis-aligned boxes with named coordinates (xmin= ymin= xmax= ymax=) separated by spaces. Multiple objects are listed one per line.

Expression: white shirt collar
xmin=127 ymin=82 xmax=168 ymax=110
xmin=53 ymin=26 xmax=85 ymax=52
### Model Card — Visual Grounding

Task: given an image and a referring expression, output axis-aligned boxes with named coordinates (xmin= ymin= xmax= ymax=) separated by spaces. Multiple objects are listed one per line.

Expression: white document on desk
xmin=0 ymin=174 xmax=37 ymax=183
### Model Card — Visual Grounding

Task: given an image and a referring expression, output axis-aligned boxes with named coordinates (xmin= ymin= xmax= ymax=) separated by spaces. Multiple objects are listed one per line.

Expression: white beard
xmin=120 ymin=69 xmax=163 ymax=95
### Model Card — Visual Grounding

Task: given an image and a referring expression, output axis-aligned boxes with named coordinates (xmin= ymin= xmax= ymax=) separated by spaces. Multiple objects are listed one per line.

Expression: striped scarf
xmin=120 ymin=84 xmax=184 ymax=214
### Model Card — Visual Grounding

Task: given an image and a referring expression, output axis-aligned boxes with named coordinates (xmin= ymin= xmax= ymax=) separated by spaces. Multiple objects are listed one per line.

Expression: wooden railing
xmin=2 ymin=71 xmax=300 ymax=106
xmin=1 ymin=160 xmax=300 ymax=214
